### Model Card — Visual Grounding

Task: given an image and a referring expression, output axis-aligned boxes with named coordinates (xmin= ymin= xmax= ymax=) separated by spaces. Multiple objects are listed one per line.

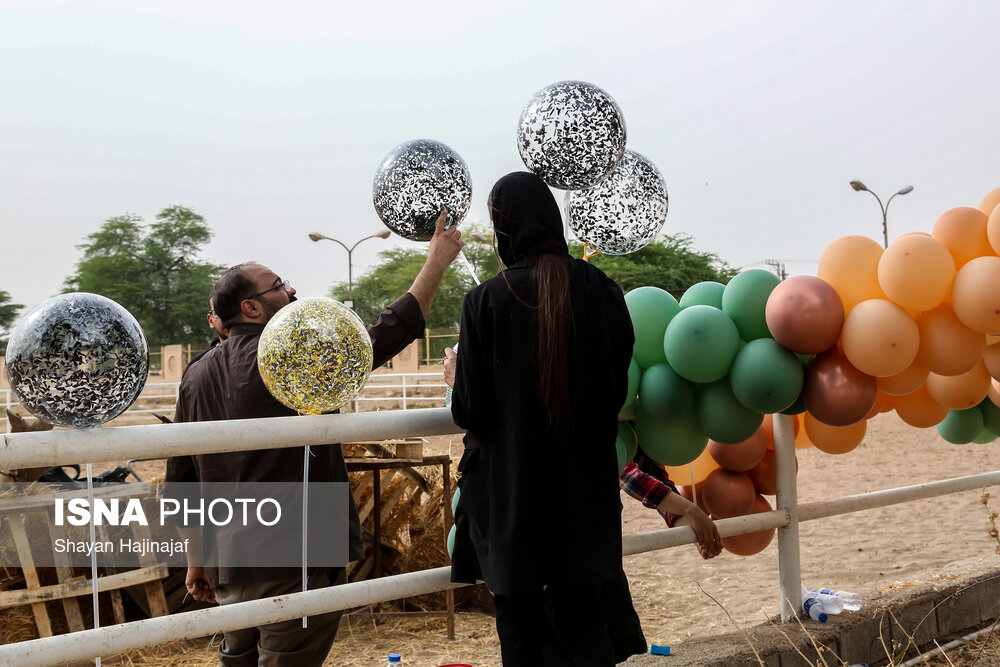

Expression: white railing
xmin=0 ymin=409 xmax=996 ymax=665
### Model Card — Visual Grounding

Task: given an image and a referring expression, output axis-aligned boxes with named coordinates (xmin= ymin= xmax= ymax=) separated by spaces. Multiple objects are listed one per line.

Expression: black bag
xmin=38 ymin=464 xmax=131 ymax=490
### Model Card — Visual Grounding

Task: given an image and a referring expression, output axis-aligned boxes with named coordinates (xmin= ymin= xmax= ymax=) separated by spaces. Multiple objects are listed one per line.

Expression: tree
xmin=0 ymin=289 xmax=24 ymax=354
xmin=64 ymin=206 xmax=227 ymax=347
xmin=331 ymin=226 xmax=733 ymax=360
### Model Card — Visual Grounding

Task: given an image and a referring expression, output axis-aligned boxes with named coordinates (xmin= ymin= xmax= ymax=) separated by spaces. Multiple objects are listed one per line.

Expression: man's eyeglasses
xmin=247 ymin=279 xmax=292 ymax=301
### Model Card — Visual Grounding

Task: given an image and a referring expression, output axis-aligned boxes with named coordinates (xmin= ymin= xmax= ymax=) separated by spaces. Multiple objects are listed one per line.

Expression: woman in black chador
xmin=447 ymin=171 xmax=637 ymax=666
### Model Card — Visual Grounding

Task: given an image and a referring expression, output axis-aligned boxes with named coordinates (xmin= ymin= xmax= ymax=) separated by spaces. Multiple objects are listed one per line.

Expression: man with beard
xmin=166 ymin=214 xmax=462 ymax=665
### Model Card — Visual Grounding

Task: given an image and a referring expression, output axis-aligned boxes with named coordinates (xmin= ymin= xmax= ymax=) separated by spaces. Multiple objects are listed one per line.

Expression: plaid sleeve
xmin=621 ymin=455 xmax=680 ymax=528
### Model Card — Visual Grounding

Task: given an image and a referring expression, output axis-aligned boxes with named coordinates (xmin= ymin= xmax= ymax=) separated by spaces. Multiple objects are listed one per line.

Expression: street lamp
xmin=849 ymin=180 xmax=914 ymax=248
xmin=308 ymin=229 xmax=391 ymax=309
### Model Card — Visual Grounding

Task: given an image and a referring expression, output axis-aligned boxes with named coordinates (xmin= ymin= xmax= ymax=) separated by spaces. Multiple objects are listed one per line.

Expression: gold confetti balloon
xmin=257 ymin=298 xmax=373 ymax=414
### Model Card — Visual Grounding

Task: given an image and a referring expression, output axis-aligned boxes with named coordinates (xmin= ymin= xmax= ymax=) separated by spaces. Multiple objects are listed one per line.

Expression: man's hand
xmin=409 ymin=209 xmax=464 ymax=316
xmin=444 ymin=347 xmax=457 ymax=388
xmin=185 ymin=566 xmax=216 ymax=603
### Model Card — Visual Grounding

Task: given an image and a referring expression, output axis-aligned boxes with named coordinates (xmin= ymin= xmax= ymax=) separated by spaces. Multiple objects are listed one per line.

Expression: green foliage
xmin=331 ymin=226 xmax=734 ymax=361
xmin=0 ymin=289 xmax=24 ymax=354
xmin=63 ymin=206 xmax=226 ymax=347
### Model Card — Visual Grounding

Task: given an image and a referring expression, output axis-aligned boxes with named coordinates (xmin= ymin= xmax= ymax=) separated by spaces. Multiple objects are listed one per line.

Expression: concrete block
xmin=970 ymin=573 xmax=1000 ymax=623
xmin=836 ymin=615 xmax=891 ymax=666
xmin=934 ymin=583 xmax=979 ymax=636
xmin=888 ymin=591 xmax=939 ymax=652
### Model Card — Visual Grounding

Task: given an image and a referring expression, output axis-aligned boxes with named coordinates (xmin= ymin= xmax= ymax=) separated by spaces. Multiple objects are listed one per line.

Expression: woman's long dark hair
xmin=489 ymin=172 xmax=574 ymax=432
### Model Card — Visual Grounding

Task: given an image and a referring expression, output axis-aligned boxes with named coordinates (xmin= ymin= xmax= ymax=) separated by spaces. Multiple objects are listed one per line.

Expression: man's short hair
xmin=213 ymin=263 xmax=260 ymax=328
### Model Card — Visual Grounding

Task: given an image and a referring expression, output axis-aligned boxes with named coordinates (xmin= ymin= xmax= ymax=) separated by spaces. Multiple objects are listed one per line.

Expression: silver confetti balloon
xmin=4 ymin=293 xmax=149 ymax=428
xmin=517 ymin=80 xmax=627 ymax=190
xmin=566 ymin=150 xmax=668 ymax=255
xmin=372 ymin=139 xmax=473 ymax=241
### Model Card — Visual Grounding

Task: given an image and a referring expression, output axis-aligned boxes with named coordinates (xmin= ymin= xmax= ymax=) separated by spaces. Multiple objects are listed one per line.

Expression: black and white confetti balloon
xmin=372 ymin=139 xmax=473 ymax=241
xmin=566 ymin=150 xmax=668 ymax=255
xmin=4 ymin=293 xmax=149 ymax=428
xmin=517 ymin=80 xmax=627 ymax=190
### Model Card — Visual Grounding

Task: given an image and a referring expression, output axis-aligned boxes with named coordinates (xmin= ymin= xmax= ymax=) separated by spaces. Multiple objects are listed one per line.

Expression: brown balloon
xmin=707 ymin=429 xmax=767 ymax=472
xmin=745 ymin=449 xmax=797 ymax=495
xmin=678 ymin=483 xmax=709 ymax=514
xmin=701 ymin=469 xmax=756 ymax=519
xmin=721 ymin=494 xmax=776 ymax=557
xmin=802 ymin=346 xmax=877 ymax=426
xmin=765 ymin=276 xmax=845 ymax=354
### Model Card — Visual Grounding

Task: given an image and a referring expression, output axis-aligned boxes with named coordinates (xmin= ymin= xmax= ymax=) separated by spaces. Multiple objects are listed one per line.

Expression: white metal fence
xmin=0 ymin=409 xmax=996 ymax=665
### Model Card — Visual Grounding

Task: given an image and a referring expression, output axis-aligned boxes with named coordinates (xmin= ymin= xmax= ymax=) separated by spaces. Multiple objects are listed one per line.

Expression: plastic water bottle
xmin=800 ymin=585 xmax=828 ymax=622
xmin=818 ymin=587 xmax=862 ymax=611
xmin=814 ymin=592 xmax=845 ymax=614
xmin=386 ymin=653 xmax=401 ymax=666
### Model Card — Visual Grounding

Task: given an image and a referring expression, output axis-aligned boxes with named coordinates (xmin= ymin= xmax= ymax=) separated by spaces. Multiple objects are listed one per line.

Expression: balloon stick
xmin=86 ymin=463 xmax=101 ymax=667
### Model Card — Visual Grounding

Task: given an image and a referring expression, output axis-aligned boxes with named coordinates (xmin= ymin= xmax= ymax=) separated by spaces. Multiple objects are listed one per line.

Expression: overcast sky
xmin=2 ymin=0 xmax=999 ymax=323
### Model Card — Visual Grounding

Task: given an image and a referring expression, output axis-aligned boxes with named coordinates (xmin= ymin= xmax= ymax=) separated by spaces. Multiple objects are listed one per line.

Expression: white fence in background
xmin=0 ymin=409 xmax=996 ymax=665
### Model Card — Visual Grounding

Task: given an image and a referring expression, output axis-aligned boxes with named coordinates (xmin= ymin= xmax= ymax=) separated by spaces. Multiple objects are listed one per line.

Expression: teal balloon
xmin=973 ymin=429 xmax=996 ymax=444
xmin=634 ymin=406 xmax=708 ymax=466
xmin=625 ymin=286 xmax=680 ymax=368
xmin=679 ymin=281 xmax=725 ymax=310
xmin=663 ymin=305 xmax=741 ymax=383
xmin=615 ymin=421 xmax=638 ymax=474
xmin=446 ymin=524 xmax=456 ymax=557
xmin=695 ymin=380 xmax=765 ymax=444
xmin=979 ymin=398 xmax=1000 ymax=436
xmin=451 ymin=487 xmax=461 ymax=516
xmin=638 ymin=362 xmax=695 ymax=419
xmin=721 ymin=269 xmax=781 ymax=341
xmin=729 ymin=339 xmax=804 ymax=413
xmin=780 ymin=394 xmax=807 ymax=415
xmin=936 ymin=408 xmax=984 ymax=444
xmin=622 ymin=358 xmax=640 ymax=412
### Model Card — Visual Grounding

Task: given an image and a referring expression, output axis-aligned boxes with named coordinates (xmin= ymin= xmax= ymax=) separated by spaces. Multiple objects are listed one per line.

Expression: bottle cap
xmin=388 ymin=654 xmax=401 ymax=663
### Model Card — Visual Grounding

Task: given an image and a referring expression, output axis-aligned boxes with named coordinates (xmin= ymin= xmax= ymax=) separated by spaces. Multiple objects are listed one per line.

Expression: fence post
xmin=402 ymin=375 xmax=408 ymax=410
xmin=425 ymin=329 xmax=431 ymax=366
xmin=773 ymin=413 xmax=801 ymax=621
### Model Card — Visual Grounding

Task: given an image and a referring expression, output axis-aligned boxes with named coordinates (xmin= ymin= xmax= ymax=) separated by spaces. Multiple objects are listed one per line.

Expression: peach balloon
xmin=877 ymin=360 xmax=929 ymax=396
xmin=760 ymin=413 xmax=800 ymax=450
xmin=765 ymin=276 xmax=845 ymax=354
xmin=985 ymin=343 xmax=1000 ymax=381
xmin=951 ymin=256 xmax=1000 ymax=335
xmin=701 ymin=469 xmax=756 ymax=519
xmin=979 ymin=187 xmax=1000 ymax=217
xmin=708 ymin=430 xmax=767 ymax=472
xmin=916 ymin=305 xmax=987 ymax=376
xmin=989 ymin=378 xmax=1000 ymax=408
xmin=794 ymin=418 xmax=814 ymax=449
xmin=932 ymin=206 xmax=992 ymax=268
xmin=721 ymin=494 xmax=776 ymax=556
xmin=878 ymin=235 xmax=955 ymax=312
xmin=925 ymin=362 xmax=992 ymax=410
xmin=817 ymin=236 xmax=886 ymax=313
xmin=894 ymin=385 xmax=949 ymax=428
xmin=804 ymin=412 xmax=866 ymax=455
xmin=664 ymin=446 xmax=719 ymax=486
xmin=841 ymin=299 xmax=920 ymax=377
xmin=989 ymin=204 xmax=1000 ymax=256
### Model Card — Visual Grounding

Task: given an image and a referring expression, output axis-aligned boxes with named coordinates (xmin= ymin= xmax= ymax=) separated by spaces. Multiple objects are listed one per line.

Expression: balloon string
xmin=583 ymin=244 xmax=602 ymax=262
xmin=302 ymin=444 xmax=310 ymax=628
xmin=87 ymin=463 xmax=101 ymax=667
xmin=458 ymin=250 xmax=480 ymax=286
xmin=689 ymin=464 xmax=698 ymax=508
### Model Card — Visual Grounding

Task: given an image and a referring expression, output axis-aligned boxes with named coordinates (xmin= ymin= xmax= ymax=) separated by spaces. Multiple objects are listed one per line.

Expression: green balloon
xmin=973 ymin=429 xmax=997 ymax=444
xmin=721 ymin=269 xmax=781 ymax=341
xmin=615 ymin=421 xmax=638 ymax=474
xmin=634 ymin=406 xmax=708 ymax=466
xmin=625 ymin=287 xmax=680 ymax=368
xmin=729 ymin=339 xmax=804 ymax=413
xmin=638 ymin=362 xmax=695 ymax=419
xmin=979 ymin=398 xmax=1000 ymax=436
xmin=679 ymin=281 xmax=725 ymax=310
xmin=622 ymin=358 xmax=640 ymax=412
xmin=451 ymin=487 xmax=461 ymax=516
xmin=780 ymin=394 xmax=807 ymax=415
xmin=695 ymin=379 xmax=765 ymax=444
xmin=663 ymin=305 xmax=741 ymax=383
xmin=446 ymin=524 xmax=456 ymax=557
xmin=936 ymin=408 xmax=984 ymax=444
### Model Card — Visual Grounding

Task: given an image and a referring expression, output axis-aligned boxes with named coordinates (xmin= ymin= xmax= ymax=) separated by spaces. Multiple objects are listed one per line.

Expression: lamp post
xmin=308 ymin=229 xmax=391 ymax=309
xmin=849 ymin=181 xmax=914 ymax=248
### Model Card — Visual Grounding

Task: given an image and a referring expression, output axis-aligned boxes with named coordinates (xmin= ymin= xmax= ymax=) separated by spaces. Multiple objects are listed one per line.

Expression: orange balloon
xmin=878 ymin=235 xmax=955 ymax=312
xmin=979 ymin=187 xmax=1000 ymax=217
xmin=708 ymin=429 xmax=767 ymax=472
xmin=721 ymin=494 xmax=776 ymax=556
xmin=932 ymin=206 xmax=992 ymax=268
xmin=989 ymin=204 xmax=1000 ymax=256
xmin=878 ymin=392 xmax=896 ymax=413
xmin=841 ymin=299 xmax=919 ymax=377
xmin=894 ymin=385 xmax=949 ymax=428
xmin=793 ymin=414 xmax=814 ymax=449
xmin=877 ymin=360 xmax=929 ymax=396
xmin=678 ymin=483 xmax=709 ymax=514
xmin=915 ymin=305 xmax=986 ymax=376
xmin=925 ymin=362 xmax=992 ymax=410
xmin=702 ymin=469 xmax=756 ymax=518
xmin=804 ymin=412 xmax=866 ymax=455
xmin=900 ymin=231 xmax=932 ymax=238
xmin=760 ymin=413 xmax=800 ymax=450
xmin=664 ymin=446 xmax=719 ymax=486
xmin=985 ymin=343 xmax=1000 ymax=381
xmin=989 ymin=378 xmax=1000 ymax=407
xmin=817 ymin=235 xmax=886 ymax=313
xmin=951 ymin=256 xmax=1000 ymax=335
